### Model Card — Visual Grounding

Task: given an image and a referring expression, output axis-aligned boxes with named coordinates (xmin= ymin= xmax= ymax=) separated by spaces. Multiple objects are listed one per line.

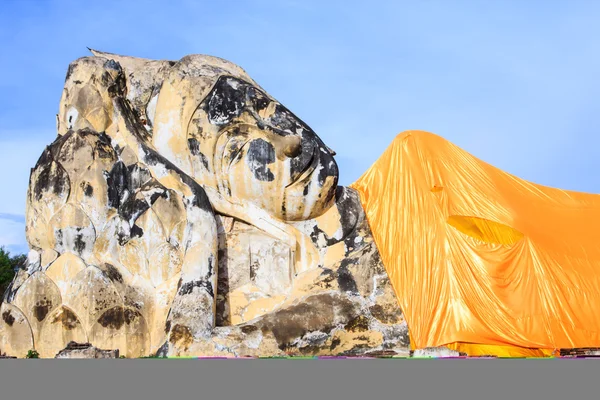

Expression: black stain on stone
xmin=126 ymin=164 xmax=152 ymax=192
xmin=73 ymin=228 xmax=88 ymax=255
xmin=97 ymin=307 xmax=139 ymax=330
xmin=169 ymin=324 xmax=193 ymax=350
xmin=123 ymin=308 xmax=139 ymax=325
xmin=207 ymin=255 xmax=214 ymax=278
xmin=298 ymin=343 xmax=328 ymax=356
xmin=246 ymin=139 xmax=275 ymax=181
xmin=47 ymin=130 xmax=71 ymax=161
xmin=3 ymin=280 xmax=18 ymax=304
xmin=178 ymin=279 xmax=214 ymax=298
xmin=266 ymin=104 xmax=299 ymax=135
xmin=330 ymin=337 xmax=341 ymax=350
xmin=323 ymin=183 xmax=337 ymax=208
xmin=114 ymin=95 xmax=153 ymax=145
xmin=55 ymin=230 xmax=64 ymax=248
xmin=118 ymin=197 xmax=151 ymax=226
xmin=123 ymin=295 xmax=142 ymax=311
xmin=215 ymin=221 xmax=230 ymax=327
xmin=369 ymin=304 xmax=402 ymax=325
xmin=103 ymin=60 xmax=127 ymax=98
xmin=97 ymin=307 xmax=125 ymax=330
xmin=335 ymin=186 xmax=362 ymax=241
xmin=206 ymin=76 xmax=246 ymax=125
xmin=65 ymin=63 xmax=75 ymax=82
xmin=261 ymin=293 xmax=357 ymax=350
xmin=247 ymin=86 xmax=270 ymax=113
xmin=289 ymin=138 xmax=315 ymax=181
xmin=188 ymin=138 xmax=200 ymax=155
xmin=318 ymin=268 xmax=336 ymax=289
xmin=309 ymin=224 xmax=342 ymax=248
xmin=33 ymin=150 xmax=71 ymax=202
xmin=33 ymin=299 xmax=52 ymax=322
xmin=344 ymin=315 xmax=369 ymax=332
xmin=188 ymin=138 xmax=210 ymax=169
xmin=141 ymin=146 xmax=213 ymax=213
xmin=164 ymin=320 xmax=171 ymax=334
xmin=226 ymin=130 xmax=244 ymax=155
xmin=309 ymin=224 xmax=323 ymax=245
xmin=54 ymin=226 xmax=91 ymax=256
xmin=317 ymin=160 xmax=330 ymax=186
xmin=107 ymin=161 xmax=127 ymax=209
xmin=155 ymin=341 xmax=169 ymax=358
xmin=198 ymin=152 xmax=209 ymax=170
xmin=94 ymin=134 xmax=117 ymax=160
xmin=33 ymin=146 xmax=53 ymax=172
xmin=51 ymin=308 xmax=80 ymax=331
xmin=250 ymin=261 xmax=259 ymax=281
xmin=102 ymin=263 xmax=124 ymax=284
xmin=55 ymin=131 xmax=90 ymax=167
xmin=83 ymin=182 xmax=94 ymax=196
xmin=281 ymin=194 xmax=287 ymax=217
xmin=241 ymin=325 xmax=258 ymax=335
xmin=2 ymin=310 xmax=15 ymax=326
xmin=130 ymin=224 xmax=144 ymax=239
xmin=149 ymin=185 xmax=168 ymax=204
xmin=119 ymin=182 xmax=167 ymax=223
xmin=337 ymin=259 xmax=359 ymax=295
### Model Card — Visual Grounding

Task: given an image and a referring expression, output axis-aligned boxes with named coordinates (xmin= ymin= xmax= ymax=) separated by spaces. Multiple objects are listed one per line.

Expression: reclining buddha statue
xmin=0 ymin=50 xmax=408 ymax=358
xmin=3 ymin=50 xmax=600 ymax=358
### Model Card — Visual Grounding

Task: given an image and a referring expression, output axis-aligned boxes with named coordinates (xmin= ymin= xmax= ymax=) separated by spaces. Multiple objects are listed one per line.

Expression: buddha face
xmin=187 ymin=75 xmax=339 ymax=221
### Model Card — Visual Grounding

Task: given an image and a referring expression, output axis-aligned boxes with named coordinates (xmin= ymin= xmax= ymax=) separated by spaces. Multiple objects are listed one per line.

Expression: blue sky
xmin=1 ymin=0 xmax=600 ymax=255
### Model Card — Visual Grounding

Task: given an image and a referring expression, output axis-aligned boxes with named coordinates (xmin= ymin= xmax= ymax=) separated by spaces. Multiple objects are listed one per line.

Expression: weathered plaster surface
xmin=0 ymin=50 xmax=409 ymax=358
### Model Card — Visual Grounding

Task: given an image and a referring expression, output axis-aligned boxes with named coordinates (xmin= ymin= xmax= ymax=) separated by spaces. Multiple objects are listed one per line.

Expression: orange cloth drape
xmin=350 ymin=130 xmax=600 ymax=357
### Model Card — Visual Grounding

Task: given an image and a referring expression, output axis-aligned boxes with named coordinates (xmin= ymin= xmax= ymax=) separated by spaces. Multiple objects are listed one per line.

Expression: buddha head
xmin=58 ymin=51 xmax=339 ymax=223
xmin=146 ymin=54 xmax=339 ymax=222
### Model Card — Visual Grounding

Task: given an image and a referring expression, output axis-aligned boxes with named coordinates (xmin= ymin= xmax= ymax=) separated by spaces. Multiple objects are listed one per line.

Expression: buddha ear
xmin=88 ymin=48 xmax=176 ymax=130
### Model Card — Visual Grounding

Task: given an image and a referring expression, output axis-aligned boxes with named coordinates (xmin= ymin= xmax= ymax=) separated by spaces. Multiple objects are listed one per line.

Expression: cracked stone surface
xmin=0 ymin=50 xmax=410 ymax=358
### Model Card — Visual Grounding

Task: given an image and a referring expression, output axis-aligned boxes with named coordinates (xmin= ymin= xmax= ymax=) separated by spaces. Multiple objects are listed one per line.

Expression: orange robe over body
xmin=350 ymin=130 xmax=600 ymax=357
